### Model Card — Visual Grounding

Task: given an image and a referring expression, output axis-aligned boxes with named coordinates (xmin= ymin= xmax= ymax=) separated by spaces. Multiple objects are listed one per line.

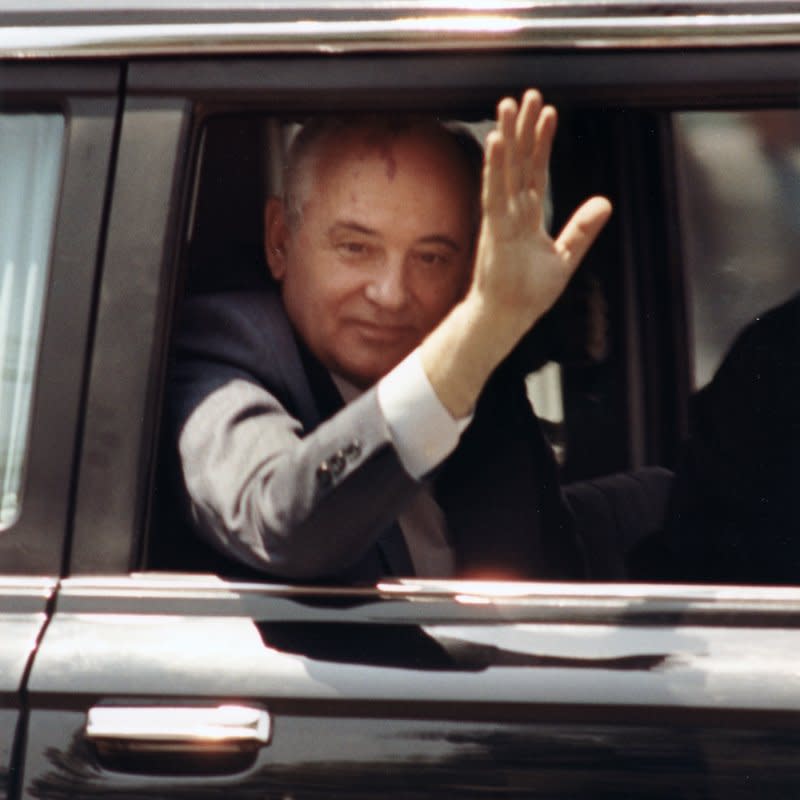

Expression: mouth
xmin=350 ymin=320 xmax=416 ymax=345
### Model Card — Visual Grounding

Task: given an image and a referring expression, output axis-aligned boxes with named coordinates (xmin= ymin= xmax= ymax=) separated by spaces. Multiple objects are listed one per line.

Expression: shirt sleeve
xmin=377 ymin=349 xmax=472 ymax=480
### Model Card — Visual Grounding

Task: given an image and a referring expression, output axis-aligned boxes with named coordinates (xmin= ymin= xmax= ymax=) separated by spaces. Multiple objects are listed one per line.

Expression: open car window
xmin=149 ymin=94 xmax=798 ymax=587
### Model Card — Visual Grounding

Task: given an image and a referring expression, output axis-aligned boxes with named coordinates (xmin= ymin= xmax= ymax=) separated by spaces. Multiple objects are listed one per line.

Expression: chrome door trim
xmin=3 ymin=13 xmax=800 ymax=59
xmin=47 ymin=574 xmax=800 ymax=627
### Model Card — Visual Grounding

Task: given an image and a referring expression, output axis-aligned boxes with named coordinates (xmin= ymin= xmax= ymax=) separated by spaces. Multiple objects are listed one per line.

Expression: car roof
xmin=2 ymin=0 xmax=800 ymax=58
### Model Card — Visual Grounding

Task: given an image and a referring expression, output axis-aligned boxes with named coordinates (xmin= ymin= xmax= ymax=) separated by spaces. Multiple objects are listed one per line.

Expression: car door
xmin=19 ymin=576 xmax=800 ymax=799
xmin=0 ymin=61 xmax=120 ymax=798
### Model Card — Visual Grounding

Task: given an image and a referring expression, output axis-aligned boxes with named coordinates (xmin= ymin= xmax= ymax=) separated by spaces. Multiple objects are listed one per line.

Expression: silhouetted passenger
xmin=633 ymin=293 xmax=800 ymax=583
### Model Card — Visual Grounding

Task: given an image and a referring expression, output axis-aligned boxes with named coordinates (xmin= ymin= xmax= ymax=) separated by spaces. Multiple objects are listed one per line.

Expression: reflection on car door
xmin=0 ymin=579 xmax=55 ymax=800
xmin=18 ymin=576 xmax=800 ymax=798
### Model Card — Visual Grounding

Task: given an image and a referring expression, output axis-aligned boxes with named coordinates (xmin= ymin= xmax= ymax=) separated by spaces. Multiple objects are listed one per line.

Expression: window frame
xmin=67 ymin=46 xmax=800 ymax=578
xmin=0 ymin=63 xmax=121 ymax=575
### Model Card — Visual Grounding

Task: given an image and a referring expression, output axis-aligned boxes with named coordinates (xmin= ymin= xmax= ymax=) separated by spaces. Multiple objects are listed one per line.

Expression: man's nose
xmin=364 ymin=258 xmax=409 ymax=311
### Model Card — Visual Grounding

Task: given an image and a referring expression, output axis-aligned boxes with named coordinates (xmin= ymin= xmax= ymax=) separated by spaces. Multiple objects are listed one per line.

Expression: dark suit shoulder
xmin=176 ymin=291 xmax=291 ymax=370
xmin=171 ymin=289 xmax=321 ymax=431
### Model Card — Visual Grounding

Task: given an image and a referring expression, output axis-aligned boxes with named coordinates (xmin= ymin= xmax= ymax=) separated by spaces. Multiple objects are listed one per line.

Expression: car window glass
xmin=0 ymin=113 xmax=64 ymax=527
xmin=673 ymin=109 xmax=800 ymax=389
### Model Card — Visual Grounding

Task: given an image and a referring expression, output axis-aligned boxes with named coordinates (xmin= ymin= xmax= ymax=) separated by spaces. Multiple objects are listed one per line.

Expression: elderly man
xmin=168 ymin=90 xmax=612 ymax=583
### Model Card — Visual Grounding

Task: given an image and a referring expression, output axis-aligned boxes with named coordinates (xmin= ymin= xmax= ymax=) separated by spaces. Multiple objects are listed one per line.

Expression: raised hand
xmin=471 ymin=90 xmax=612 ymax=339
xmin=421 ymin=89 xmax=611 ymax=418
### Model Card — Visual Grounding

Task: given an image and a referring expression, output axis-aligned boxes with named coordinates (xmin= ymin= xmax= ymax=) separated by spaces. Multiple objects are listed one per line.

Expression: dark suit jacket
xmin=165 ymin=289 xmax=586 ymax=584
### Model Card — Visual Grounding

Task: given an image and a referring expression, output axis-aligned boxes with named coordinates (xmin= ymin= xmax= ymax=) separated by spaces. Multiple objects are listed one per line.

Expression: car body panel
xmin=18 ymin=577 xmax=800 ymax=797
xmin=26 ymin=577 xmax=800 ymax=714
xmin=20 ymin=712 xmax=800 ymax=798
xmin=0 ymin=579 xmax=55 ymax=800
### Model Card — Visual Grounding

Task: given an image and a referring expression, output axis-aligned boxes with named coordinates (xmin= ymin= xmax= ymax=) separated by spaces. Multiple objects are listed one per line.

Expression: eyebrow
xmin=416 ymin=235 xmax=462 ymax=252
xmin=328 ymin=221 xmax=462 ymax=252
xmin=328 ymin=221 xmax=379 ymax=238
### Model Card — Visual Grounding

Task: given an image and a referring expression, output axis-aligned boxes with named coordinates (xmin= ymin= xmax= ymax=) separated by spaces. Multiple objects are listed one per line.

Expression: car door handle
xmin=86 ymin=704 xmax=271 ymax=754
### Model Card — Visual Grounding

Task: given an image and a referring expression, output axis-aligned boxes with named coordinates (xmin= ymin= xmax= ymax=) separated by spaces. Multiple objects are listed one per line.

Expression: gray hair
xmin=281 ymin=114 xmax=484 ymax=234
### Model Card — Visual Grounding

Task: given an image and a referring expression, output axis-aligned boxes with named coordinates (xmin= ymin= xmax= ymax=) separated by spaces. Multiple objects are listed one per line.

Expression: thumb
xmin=555 ymin=196 xmax=613 ymax=271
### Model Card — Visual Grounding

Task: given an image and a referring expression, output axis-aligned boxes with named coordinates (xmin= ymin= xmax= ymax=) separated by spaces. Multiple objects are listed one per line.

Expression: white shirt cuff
xmin=377 ymin=350 xmax=472 ymax=480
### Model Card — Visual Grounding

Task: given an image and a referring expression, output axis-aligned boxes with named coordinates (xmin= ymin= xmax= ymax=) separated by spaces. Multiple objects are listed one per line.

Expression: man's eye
xmin=414 ymin=251 xmax=449 ymax=267
xmin=338 ymin=241 xmax=369 ymax=256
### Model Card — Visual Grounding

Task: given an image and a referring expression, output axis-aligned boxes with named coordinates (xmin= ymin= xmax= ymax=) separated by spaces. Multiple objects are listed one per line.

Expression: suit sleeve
xmin=168 ymin=292 xmax=421 ymax=580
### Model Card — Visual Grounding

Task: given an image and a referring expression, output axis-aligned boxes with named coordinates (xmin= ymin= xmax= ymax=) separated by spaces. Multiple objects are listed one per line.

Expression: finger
xmin=482 ymin=130 xmax=506 ymax=216
xmin=516 ymin=89 xmax=543 ymax=188
xmin=514 ymin=187 xmax=542 ymax=232
xmin=497 ymin=97 xmax=521 ymax=197
xmin=531 ymin=106 xmax=557 ymax=195
xmin=527 ymin=187 xmax=544 ymax=231
xmin=555 ymin=196 xmax=613 ymax=270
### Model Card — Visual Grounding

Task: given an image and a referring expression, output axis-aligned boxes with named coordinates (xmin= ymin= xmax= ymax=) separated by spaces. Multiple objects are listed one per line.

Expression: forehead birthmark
xmin=380 ymin=142 xmax=398 ymax=180
xmin=360 ymin=131 xmax=398 ymax=181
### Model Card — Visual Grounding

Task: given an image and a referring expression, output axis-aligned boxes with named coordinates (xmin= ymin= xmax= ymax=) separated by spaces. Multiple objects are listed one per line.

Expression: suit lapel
xmin=295 ymin=333 xmax=344 ymax=424
xmin=261 ymin=290 xmax=324 ymax=429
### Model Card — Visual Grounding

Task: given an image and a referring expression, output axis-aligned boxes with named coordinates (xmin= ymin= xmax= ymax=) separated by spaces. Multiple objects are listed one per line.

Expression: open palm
xmin=472 ymin=90 xmax=612 ymax=337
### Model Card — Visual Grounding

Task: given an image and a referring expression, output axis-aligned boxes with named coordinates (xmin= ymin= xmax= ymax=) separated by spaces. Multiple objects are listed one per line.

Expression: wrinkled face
xmin=266 ymin=127 xmax=476 ymax=388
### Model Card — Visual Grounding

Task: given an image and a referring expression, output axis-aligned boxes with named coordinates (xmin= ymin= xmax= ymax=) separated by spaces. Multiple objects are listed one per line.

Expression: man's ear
xmin=264 ymin=196 xmax=290 ymax=281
